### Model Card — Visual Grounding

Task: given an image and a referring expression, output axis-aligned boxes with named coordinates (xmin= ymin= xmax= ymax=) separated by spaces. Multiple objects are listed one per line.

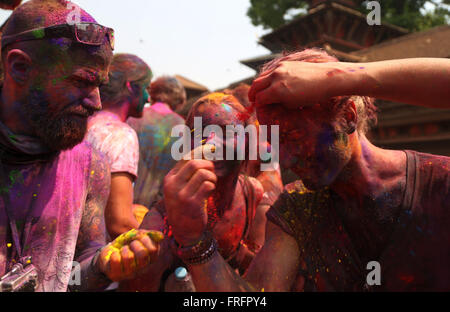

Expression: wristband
xmin=170 ymin=231 xmax=218 ymax=265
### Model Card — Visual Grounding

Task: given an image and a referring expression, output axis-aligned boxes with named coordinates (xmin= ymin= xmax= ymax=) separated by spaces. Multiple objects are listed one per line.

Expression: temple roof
xmin=175 ymin=74 xmax=209 ymax=92
xmin=258 ymin=2 xmax=408 ymax=54
xmin=351 ymin=25 xmax=450 ymax=61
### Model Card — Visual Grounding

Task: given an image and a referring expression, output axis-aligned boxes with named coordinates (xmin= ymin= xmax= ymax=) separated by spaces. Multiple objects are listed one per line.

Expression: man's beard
xmin=24 ymin=89 xmax=91 ymax=151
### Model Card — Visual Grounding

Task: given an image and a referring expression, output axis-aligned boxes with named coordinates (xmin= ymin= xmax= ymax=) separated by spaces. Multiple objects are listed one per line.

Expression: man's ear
xmin=6 ymin=49 xmax=33 ymax=85
xmin=345 ymin=100 xmax=358 ymax=134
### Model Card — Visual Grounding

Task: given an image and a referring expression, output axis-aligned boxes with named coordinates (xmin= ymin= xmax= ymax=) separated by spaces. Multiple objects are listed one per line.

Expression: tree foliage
xmin=247 ymin=0 xmax=450 ymax=31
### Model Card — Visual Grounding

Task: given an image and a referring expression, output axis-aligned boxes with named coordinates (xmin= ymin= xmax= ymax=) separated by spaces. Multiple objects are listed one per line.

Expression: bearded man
xmin=0 ymin=0 xmax=161 ymax=292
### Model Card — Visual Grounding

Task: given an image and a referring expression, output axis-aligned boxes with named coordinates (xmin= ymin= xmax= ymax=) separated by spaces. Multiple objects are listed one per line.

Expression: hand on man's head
xmin=249 ymin=61 xmax=352 ymax=110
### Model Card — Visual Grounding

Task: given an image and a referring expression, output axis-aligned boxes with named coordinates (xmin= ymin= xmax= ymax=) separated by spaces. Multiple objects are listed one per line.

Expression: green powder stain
xmin=32 ymin=29 xmax=45 ymax=39
xmin=9 ymin=170 xmax=24 ymax=186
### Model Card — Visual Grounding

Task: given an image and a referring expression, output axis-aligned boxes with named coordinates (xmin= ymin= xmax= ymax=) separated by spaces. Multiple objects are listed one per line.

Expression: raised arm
xmin=188 ymin=221 xmax=300 ymax=292
xmin=249 ymin=57 xmax=450 ymax=109
xmin=164 ymin=144 xmax=299 ymax=291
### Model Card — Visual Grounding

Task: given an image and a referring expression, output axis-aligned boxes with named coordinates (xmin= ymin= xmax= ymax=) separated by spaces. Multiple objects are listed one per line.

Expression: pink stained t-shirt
xmin=0 ymin=142 xmax=107 ymax=292
xmin=86 ymin=111 xmax=139 ymax=180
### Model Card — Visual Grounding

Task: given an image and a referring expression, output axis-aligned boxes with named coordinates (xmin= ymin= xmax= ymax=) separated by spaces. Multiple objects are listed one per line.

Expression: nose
xmin=204 ymin=132 xmax=222 ymax=146
xmin=203 ymin=132 xmax=225 ymax=155
xmin=82 ymin=87 xmax=102 ymax=111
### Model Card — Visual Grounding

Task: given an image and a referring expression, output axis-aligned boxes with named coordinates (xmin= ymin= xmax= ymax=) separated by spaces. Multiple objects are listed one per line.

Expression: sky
xmin=0 ymin=0 xmax=271 ymax=91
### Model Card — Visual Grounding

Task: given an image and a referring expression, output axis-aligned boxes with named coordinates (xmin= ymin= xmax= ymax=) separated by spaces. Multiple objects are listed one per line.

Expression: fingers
xmin=169 ymin=144 xmax=215 ymax=178
xmin=129 ymin=240 xmax=150 ymax=269
xmin=255 ymin=81 xmax=286 ymax=108
xmin=138 ymin=233 xmax=159 ymax=262
xmin=99 ymin=229 xmax=164 ymax=282
xmin=108 ymin=250 xmax=122 ymax=282
xmin=176 ymin=159 xmax=215 ymax=183
xmin=193 ymin=181 xmax=216 ymax=202
xmin=249 ymin=73 xmax=274 ymax=103
xmin=120 ymin=245 xmax=136 ymax=277
xmin=182 ymin=168 xmax=217 ymax=195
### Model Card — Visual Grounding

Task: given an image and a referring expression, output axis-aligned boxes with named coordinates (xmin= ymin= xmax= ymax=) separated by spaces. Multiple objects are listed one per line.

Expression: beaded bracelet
xmin=170 ymin=231 xmax=218 ymax=265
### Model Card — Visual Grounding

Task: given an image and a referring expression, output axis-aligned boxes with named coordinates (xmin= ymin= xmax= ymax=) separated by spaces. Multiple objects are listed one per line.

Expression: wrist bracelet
xmin=170 ymin=231 xmax=218 ymax=265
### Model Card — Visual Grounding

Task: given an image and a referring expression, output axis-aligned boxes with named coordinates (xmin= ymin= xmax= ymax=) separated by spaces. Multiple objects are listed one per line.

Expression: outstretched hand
xmin=248 ymin=61 xmax=356 ymax=109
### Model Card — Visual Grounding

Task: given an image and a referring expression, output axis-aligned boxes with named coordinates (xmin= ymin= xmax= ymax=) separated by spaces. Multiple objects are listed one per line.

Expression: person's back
xmin=127 ymin=76 xmax=186 ymax=209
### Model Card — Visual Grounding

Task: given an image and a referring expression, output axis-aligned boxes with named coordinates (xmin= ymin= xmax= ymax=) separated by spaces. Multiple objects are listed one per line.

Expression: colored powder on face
xmin=236 ymin=112 xmax=250 ymax=122
xmin=32 ymin=29 xmax=45 ymax=39
xmin=137 ymin=88 xmax=149 ymax=114
xmin=222 ymin=103 xmax=232 ymax=113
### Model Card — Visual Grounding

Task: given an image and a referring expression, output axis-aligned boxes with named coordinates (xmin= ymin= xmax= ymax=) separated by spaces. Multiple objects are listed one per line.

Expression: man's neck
xmin=102 ymin=103 xmax=130 ymax=123
xmin=330 ymin=135 xmax=407 ymax=258
xmin=331 ymin=135 xmax=407 ymax=203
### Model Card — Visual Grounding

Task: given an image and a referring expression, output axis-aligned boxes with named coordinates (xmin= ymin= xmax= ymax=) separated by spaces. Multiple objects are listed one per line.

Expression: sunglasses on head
xmin=1 ymin=22 xmax=115 ymax=50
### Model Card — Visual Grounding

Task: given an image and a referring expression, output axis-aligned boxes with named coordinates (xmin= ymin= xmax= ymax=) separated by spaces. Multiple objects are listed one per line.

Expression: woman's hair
xmin=186 ymin=92 xmax=257 ymax=129
xmin=260 ymin=48 xmax=378 ymax=134
xmin=223 ymin=83 xmax=252 ymax=110
xmin=100 ymin=53 xmax=152 ymax=105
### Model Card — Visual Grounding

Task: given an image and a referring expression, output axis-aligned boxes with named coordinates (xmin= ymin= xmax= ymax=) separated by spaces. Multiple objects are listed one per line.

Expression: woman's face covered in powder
xmin=188 ymin=96 xmax=247 ymax=179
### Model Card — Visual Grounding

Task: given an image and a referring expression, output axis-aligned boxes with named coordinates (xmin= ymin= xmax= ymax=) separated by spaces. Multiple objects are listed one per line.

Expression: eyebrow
xmin=72 ymin=68 xmax=108 ymax=85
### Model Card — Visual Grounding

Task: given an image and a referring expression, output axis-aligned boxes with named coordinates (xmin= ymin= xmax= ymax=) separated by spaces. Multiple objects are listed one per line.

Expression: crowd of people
xmin=0 ymin=0 xmax=448 ymax=292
